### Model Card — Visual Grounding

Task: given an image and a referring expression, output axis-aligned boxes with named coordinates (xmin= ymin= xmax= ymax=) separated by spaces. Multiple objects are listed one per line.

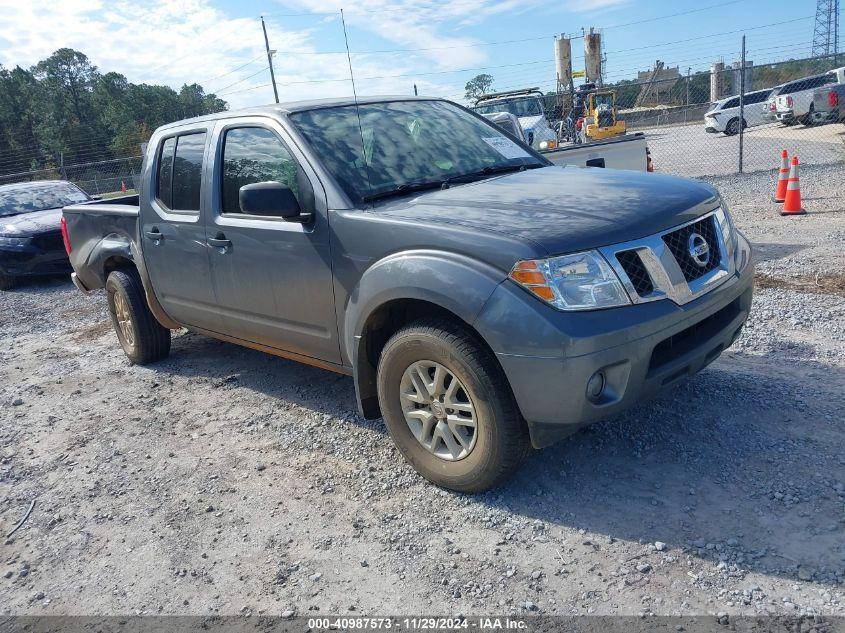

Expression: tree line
xmin=0 ymin=48 xmax=228 ymax=177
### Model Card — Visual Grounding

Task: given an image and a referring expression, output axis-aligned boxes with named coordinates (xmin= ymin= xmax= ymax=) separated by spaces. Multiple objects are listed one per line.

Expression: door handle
xmin=145 ymin=228 xmax=163 ymax=242
xmin=207 ymin=236 xmax=232 ymax=251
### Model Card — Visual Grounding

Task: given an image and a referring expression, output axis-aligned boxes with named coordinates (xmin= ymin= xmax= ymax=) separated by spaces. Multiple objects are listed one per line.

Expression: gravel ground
xmin=1 ymin=164 xmax=844 ymax=619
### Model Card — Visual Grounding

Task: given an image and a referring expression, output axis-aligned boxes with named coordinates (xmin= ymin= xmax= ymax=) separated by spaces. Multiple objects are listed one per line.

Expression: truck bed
xmin=542 ymin=132 xmax=648 ymax=171
xmin=63 ymin=195 xmax=141 ymax=292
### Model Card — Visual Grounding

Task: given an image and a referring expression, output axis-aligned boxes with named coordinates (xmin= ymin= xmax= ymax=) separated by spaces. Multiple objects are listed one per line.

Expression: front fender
xmin=344 ymin=249 xmax=507 ymax=418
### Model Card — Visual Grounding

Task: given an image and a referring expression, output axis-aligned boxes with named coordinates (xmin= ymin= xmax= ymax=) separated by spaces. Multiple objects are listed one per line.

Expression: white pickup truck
xmin=472 ymin=88 xmax=558 ymax=151
xmin=775 ymin=67 xmax=845 ymax=125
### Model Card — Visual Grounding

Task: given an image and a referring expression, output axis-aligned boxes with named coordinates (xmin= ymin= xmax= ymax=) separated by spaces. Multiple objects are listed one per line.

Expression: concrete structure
xmin=731 ymin=60 xmax=754 ymax=95
xmin=710 ymin=61 xmax=729 ymax=102
xmin=584 ymin=28 xmax=602 ymax=86
xmin=636 ymin=61 xmax=681 ymax=105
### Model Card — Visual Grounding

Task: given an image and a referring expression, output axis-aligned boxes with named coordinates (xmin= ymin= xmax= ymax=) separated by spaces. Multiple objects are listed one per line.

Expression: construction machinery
xmin=580 ymin=86 xmax=626 ymax=141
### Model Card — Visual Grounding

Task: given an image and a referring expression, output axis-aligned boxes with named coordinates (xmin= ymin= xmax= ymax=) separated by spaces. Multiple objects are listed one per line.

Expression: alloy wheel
xmin=399 ymin=360 xmax=478 ymax=461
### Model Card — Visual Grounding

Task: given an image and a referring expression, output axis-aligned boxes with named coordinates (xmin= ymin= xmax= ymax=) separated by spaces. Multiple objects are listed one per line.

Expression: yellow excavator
xmin=580 ymin=88 xmax=626 ymax=141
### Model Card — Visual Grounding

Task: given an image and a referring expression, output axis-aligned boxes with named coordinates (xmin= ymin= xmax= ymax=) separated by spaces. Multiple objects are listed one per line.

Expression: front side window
xmin=156 ymin=132 xmax=206 ymax=211
xmin=221 ymin=127 xmax=300 ymax=215
xmin=0 ymin=182 xmax=89 ymax=217
xmin=290 ymin=100 xmax=544 ymax=204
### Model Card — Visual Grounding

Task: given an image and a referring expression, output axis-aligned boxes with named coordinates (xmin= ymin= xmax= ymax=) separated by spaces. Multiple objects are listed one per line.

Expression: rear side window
xmin=156 ymin=132 xmax=206 ymax=212
xmin=723 ymin=97 xmax=740 ymax=109
xmin=220 ymin=127 xmax=301 ymax=215
xmin=156 ymin=138 xmax=175 ymax=208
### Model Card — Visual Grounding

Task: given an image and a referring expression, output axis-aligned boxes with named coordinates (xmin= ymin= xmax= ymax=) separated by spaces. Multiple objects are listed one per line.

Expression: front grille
xmin=616 ymin=250 xmax=654 ymax=295
xmin=662 ymin=216 xmax=721 ymax=282
xmin=32 ymin=231 xmax=64 ymax=252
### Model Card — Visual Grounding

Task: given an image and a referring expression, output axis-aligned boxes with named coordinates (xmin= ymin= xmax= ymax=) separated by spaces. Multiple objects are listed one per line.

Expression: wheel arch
xmin=344 ymin=251 xmax=509 ymax=420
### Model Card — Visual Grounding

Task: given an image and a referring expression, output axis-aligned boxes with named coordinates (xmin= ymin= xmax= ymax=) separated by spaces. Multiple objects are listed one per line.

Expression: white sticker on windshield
xmin=482 ymin=136 xmax=531 ymax=160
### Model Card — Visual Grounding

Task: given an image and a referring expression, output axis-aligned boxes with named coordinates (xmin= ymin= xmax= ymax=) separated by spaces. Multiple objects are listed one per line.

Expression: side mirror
xmin=239 ymin=181 xmax=306 ymax=220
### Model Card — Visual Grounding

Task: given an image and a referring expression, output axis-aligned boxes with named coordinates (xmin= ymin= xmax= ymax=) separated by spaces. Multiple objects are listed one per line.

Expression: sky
xmin=0 ymin=0 xmax=833 ymax=108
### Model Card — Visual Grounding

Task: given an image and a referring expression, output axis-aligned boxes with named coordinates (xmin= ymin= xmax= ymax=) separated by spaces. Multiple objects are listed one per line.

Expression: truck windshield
xmin=0 ymin=182 xmax=90 ymax=217
xmin=289 ymin=100 xmax=544 ymax=204
xmin=473 ymin=97 xmax=544 ymax=118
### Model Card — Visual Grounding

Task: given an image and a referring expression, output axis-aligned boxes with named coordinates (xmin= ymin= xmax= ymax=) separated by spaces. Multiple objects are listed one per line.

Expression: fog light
xmin=586 ymin=371 xmax=606 ymax=402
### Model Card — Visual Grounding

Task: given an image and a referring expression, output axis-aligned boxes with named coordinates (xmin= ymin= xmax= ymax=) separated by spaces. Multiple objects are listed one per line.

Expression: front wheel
xmin=377 ymin=319 xmax=531 ymax=493
xmin=106 ymin=269 xmax=171 ymax=364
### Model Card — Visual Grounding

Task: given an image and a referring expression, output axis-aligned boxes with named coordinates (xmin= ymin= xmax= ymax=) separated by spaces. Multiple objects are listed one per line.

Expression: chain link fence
xmin=606 ymin=53 xmax=845 ymax=177
xmin=0 ymin=155 xmax=142 ymax=197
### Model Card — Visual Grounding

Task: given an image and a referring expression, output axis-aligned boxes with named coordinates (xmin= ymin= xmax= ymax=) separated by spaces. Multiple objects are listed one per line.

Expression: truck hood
xmin=517 ymin=114 xmax=545 ymax=130
xmin=373 ymin=166 xmax=720 ymax=256
xmin=0 ymin=207 xmax=62 ymax=237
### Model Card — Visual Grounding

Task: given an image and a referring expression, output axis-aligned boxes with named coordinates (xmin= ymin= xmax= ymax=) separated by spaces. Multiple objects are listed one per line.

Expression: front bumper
xmin=474 ymin=232 xmax=754 ymax=449
xmin=0 ymin=234 xmax=70 ymax=278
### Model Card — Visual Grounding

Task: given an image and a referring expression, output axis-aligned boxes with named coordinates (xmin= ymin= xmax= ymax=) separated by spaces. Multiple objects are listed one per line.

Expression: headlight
xmin=0 ymin=235 xmax=31 ymax=247
xmin=717 ymin=202 xmax=738 ymax=257
xmin=509 ymin=251 xmax=631 ymax=311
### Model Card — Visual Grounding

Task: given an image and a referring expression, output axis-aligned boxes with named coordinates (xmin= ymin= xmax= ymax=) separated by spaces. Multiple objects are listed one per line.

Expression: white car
xmin=775 ymin=67 xmax=845 ymax=125
xmin=704 ymin=89 xmax=771 ymax=135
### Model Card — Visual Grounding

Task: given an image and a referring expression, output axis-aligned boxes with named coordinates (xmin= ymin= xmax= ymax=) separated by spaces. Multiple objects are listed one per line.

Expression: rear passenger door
xmin=140 ymin=128 xmax=223 ymax=332
xmin=205 ymin=117 xmax=340 ymax=364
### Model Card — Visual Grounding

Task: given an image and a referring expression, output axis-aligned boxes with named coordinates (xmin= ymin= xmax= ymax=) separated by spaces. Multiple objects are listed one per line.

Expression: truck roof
xmin=156 ymin=95 xmax=442 ymax=131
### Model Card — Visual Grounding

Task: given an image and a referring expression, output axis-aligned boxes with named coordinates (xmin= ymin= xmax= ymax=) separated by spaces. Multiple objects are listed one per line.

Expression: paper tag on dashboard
xmin=482 ymin=137 xmax=532 ymax=159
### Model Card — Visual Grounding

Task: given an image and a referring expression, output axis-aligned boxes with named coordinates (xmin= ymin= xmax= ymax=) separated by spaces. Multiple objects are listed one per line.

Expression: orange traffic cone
xmin=781 ymin=156 xmax=805 ymax=216
xmin=774 ymin=149 xmax=789 ymax=202
xmin=121 ymin=180 xmax=127 ymax=193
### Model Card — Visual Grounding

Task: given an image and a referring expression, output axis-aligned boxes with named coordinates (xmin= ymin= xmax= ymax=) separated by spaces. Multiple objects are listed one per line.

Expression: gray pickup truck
xmin=63 ymin=96 xmax=754 ymax=492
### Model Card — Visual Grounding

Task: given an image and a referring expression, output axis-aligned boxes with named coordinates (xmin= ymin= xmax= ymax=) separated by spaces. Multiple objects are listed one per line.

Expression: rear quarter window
xmin=155 ymin=132 xmax=207 ymax=212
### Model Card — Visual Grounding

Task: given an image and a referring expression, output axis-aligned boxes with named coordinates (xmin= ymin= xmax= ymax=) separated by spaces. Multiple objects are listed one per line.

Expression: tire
xmin=377 ymin=318 xmax=531 ymax=493
xmin=724 ymin=118 xmax=742 ymax=136
xmin=105 ymin=269 xmax=171 ymax=365
xmin=0 ymin=273 xmax=17 ymax=291
xmin=800 ymin=105 xmax=814 ymax=126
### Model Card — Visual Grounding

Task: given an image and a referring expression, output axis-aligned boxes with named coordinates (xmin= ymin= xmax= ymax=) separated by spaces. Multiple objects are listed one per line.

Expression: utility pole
xmin=738 ymin=35 xmax=746 ymax=174
xmin=261 ymin=16 xmax=280 ymax=104
xmin=414 ymin=84 xmax=418 ymax=96
xmin=685 ymin=67 xmax=691 ymax=106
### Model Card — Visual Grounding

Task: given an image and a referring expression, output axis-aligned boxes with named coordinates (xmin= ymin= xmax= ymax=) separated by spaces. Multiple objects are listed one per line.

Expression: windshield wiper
xmin=362 ymin=180 xmax=448 ymax=202
xmin=444 ymin=162 xmax=542 ymax=186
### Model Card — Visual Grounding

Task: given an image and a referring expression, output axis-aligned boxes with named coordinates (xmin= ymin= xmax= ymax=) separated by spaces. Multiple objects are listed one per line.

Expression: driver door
xmin=205 ymin=118 xmax=340 ymax=364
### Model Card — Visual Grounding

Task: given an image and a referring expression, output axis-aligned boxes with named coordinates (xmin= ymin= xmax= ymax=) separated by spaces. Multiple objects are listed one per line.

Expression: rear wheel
xmin=376 ymin=319 xmax=531 ymax=493
xmin=0 ymin=273 xmax=16 ymax=291
xmin=106 ymin=269 xmax=171 ymax=364
xmin=800 ymin=104 xmax=815 ymax=126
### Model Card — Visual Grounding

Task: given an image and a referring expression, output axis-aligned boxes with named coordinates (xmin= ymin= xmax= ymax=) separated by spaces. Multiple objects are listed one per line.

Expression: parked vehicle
xmin=774 ymin=67 xmax=845 ymax=125
xmin=64 ymin=97 xmax=754 ymax=492
xmin=811 ymin=83 xmax=845 ymax=125
xmin=704 ymin=89 xmax=772 ymax=135
xmin=761 ymin=85 xmax=784 ymax=124
xmin=543 ymin=132 xmax=652 ymax=171
xmin=0 ymin=180 xmax=91 ymax=290
xmin=473 ymin=88 xmax=558 ymax=150
xmin=480 ymin=111 xmax=527 ymax=143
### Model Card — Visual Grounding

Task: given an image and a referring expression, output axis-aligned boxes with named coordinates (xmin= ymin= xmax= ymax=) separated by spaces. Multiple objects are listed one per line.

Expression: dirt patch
xmin=755 ymin=271 xmax=845 ymax=297
xmin=71 ymin=319 xmax=113 ymax=342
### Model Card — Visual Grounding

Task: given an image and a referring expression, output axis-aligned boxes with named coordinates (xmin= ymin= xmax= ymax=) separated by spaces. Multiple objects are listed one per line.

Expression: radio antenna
xmin=340 ymin=8 xmax=373 ymax=203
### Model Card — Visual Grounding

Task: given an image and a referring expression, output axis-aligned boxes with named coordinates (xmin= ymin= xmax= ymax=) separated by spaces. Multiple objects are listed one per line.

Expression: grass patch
xmin=754 ymin=272 xmax=845 ymax=298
